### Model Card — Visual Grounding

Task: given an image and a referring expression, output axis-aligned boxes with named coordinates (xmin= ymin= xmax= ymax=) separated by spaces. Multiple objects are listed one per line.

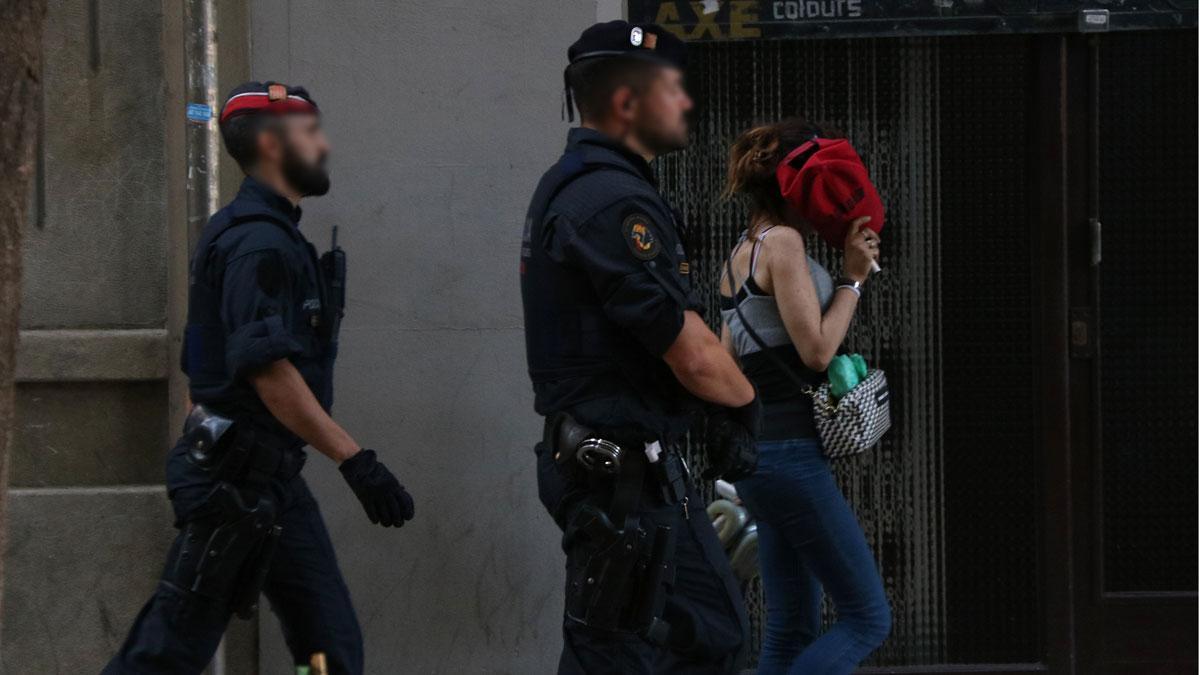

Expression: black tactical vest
xmin=521 ymin=132 xmax=702 ymax=442
xmin=182 ymin=189 xmax=342 ymax=429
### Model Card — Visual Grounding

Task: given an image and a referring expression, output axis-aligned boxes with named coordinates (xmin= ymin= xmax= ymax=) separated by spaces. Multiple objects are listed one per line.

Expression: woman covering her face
xmin=718 ymin=118 xmax=888 ymax=675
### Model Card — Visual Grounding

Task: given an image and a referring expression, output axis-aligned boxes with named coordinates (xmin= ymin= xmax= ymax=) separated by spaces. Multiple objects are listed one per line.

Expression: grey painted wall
xmin=248 ymin=1 xmax=603 ymax=671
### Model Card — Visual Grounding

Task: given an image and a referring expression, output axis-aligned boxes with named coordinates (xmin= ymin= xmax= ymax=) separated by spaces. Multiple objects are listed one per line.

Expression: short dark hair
xmin=567 ymin=56 xmax=664 ymax=122
xmin=219 ymin=114 xmax=280 ymax=171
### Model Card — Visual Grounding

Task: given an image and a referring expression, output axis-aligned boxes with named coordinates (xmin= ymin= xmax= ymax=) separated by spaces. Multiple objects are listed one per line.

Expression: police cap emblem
xmin=630 ymin=26 xmax=644 ymax=46
xmin=623 ymin=213 xmax=660 ymax=260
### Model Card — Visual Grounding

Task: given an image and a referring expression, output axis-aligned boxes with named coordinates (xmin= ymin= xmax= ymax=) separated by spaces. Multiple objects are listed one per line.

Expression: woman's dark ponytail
xmin=723 ymin=118 xmax=837 ymax=229
xmin=723 ymin=123 xmax=782 ymax=201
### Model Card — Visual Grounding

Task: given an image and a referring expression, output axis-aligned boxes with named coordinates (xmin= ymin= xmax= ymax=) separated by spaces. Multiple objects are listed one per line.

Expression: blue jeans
xmin=735 ymin=438 xmax=891 ymax=675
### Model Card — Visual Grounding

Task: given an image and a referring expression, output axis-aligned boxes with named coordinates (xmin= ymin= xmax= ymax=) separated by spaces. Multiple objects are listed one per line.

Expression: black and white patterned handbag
xmin=725 ymin=256 xmax=891 ymax=459
xmin=806 ymin=370 xmax=891 ymax=458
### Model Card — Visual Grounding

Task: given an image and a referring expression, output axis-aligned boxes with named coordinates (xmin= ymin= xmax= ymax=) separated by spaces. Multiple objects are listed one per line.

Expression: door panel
xmin=1077 ymin=29 xmax=1199 ymax=674
xmin=1096 ymin=31 xmax=1197 ymax=596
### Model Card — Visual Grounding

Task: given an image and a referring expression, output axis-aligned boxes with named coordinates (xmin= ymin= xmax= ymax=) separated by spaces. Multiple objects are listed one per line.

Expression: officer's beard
xmin=645 ymin=131 xmax=688 ymax=156
xmin=636 ymin=123 xmax=690 ymax=157
xmin=281 ymin=145 xmax=331 ymax=197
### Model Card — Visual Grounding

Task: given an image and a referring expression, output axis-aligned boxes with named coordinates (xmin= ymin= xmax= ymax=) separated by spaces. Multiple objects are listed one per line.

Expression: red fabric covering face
xmin=775 ymin=138 xmax=885 ymax=249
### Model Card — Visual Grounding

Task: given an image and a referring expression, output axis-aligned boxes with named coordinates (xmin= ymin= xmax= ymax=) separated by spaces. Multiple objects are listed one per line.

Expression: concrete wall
xmin=3 ymin=0 xmax=255 ymax=671
xmin=247 ymin=1 xmax=611 ymax=672
xmin=4 ymin=2 xmax=173 ymax=671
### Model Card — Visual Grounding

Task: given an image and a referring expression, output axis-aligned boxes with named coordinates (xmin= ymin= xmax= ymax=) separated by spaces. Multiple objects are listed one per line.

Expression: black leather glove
xmin=702 ymin=396 xmax=762 ymax=482
xmin=729 ymin=396 xmax=763 ymax=439
xmin=339 ymin=449 xmax=414 ymax=528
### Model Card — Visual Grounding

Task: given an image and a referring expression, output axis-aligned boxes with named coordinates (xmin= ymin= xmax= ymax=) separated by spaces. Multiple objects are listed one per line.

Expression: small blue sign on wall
xmin=186 ymin=103 xmax=213 ymax=123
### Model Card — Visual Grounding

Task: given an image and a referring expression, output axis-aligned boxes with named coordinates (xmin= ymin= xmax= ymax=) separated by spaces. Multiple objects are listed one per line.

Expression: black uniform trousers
xmin=103 ymin=438 xmax=363 ymax=675
xmin=538 ymin=443 xmax=751 ymax=675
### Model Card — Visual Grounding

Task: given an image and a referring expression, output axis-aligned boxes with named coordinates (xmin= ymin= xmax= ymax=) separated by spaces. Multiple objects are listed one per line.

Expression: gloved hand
xmin=702 ymin=396 xmax=762 ymax=483
xmin=339 ymin=449 xmax=414 ymax=528
xmin=728 ymin=396 xmax=763 ymax=439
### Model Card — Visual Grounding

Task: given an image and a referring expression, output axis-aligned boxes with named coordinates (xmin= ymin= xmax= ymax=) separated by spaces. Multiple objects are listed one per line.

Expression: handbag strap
xmin=724 ymin=253 xmax=821 ymax=401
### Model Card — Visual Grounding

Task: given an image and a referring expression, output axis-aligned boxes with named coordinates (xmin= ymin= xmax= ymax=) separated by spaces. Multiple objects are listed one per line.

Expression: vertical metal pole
xmin=184 ymin=7 xmax=223 ymax=675
xmin=185 ymin=0 xmax=219 ymax=251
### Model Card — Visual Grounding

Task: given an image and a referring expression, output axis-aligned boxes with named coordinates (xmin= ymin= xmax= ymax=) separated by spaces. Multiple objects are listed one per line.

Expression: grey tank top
xmin=720 ymin=227 xmax=834 ymax=357
xmin=719 ymin=226 xmax=835 ymax=440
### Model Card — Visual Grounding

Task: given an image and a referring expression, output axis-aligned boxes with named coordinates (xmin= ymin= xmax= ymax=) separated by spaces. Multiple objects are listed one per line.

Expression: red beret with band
xmin=775 ymin=138 xmax=885 ymax=249
xmin=219 ymin=82 xmax=319 ymax=124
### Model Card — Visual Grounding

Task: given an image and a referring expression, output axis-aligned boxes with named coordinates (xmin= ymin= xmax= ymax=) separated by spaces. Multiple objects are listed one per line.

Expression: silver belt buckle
xmin=576 ymin=437 xmax=624 ymax=475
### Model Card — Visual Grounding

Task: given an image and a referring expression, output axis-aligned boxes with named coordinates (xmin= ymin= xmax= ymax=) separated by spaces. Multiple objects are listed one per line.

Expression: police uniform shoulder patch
xmin=622 ymin=213 xmax=661 ymax=260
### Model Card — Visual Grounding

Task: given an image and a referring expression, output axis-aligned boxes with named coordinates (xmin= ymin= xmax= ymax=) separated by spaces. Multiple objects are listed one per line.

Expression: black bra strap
xmin=724 ymin=253 xmax=815 ymax=397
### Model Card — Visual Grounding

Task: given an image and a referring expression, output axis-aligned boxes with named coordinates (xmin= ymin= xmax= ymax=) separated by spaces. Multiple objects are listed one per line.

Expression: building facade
xmin=5 ymin=0 xmax=1195 ymax=672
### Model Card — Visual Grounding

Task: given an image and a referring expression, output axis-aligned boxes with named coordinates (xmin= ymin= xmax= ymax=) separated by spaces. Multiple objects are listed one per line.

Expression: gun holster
xmin=549 ymin=415 xmax=683 ymax=636
xmin=563 ymin=503 xmax=675 ymax=636
xmin=165 ymin=481 xmax=282 ymax=619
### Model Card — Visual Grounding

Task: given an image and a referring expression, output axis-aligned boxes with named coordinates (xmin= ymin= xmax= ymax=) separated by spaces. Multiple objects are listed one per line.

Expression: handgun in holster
xmin=168 ymin=481 xmax=281 ymax=619
xmin=562 ymin=504 xmax=676 ymax=639
xmin=563 ymin=504 xmax=645 ymax=631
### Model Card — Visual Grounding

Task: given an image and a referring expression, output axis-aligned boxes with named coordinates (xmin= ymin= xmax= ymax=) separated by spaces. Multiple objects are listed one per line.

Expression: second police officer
xmin=521 ymin=22 xmax=763 ymax=674
xmin=104 ymin=82 xmax=414 ymax=675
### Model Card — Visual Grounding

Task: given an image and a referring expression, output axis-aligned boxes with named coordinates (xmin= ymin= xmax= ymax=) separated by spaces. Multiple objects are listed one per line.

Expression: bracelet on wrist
xmin=836 ymin=276 xmax=864 ymax=297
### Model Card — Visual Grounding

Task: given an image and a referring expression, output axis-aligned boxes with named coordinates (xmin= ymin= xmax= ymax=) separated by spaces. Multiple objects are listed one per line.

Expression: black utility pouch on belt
xmin=182 ymin=404 xmax=256 ymax=482
xmin=545 ymin=411 xmax=626 ymax=476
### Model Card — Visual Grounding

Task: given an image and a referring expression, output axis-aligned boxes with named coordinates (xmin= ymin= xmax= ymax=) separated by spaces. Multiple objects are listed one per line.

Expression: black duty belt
xmin=239 ymin=430 xmax=306 ymax=484
xmin=543 ymin=413 xmax=690 ymax=508
xmin=183 ymin=405 xmax=306 ymax=485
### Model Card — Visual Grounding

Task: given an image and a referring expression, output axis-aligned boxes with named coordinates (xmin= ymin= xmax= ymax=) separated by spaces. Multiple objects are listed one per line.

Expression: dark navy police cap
xmin=220 ymin=81 xmax=318 ymax=124
xmin=563 ymin=21 xmax=687 ymax=122
xmin=568 ymin=21 xmax=687 ymax=70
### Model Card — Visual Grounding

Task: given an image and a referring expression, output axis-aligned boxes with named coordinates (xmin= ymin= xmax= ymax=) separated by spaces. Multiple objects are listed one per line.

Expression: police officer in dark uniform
xmin=104 ymin=82 xmax=414 ymax=675
xmin=521 ymin=22 xmax=763 ymax=674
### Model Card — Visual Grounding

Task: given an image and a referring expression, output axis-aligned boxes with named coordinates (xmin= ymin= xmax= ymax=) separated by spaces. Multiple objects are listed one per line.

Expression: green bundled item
xmin=850 ymin=353 xmax=868 ymax=379
xmin=297 ymin=667 xmax=311 ymax=675
xmin=827 ymin=355 xmax=860 ymax=398
xmin=828 ymin=353 xmax=870 ymax=398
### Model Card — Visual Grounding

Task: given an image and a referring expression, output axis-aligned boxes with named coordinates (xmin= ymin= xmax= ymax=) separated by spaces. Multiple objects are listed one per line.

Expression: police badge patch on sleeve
xmin=622 ymin=213 xmax=661 ymax=260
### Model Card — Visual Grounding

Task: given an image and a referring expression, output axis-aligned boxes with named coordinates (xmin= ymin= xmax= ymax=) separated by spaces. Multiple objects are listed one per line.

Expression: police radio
xmin=319 ymin=226 xmax=347 ymax=341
